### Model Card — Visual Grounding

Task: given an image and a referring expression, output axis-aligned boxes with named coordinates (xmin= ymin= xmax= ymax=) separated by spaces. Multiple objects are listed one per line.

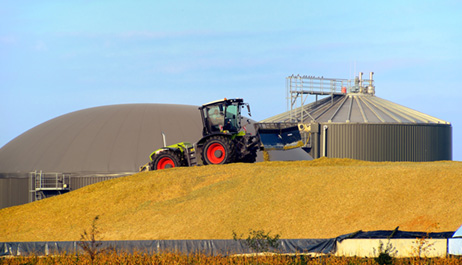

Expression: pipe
xmin=162 ymin=132 xmax=167 ymax=147
xmin=322 ymin=125 xmax=328 ymax=157
xmin=368 ymin=72 xmax=375 ymax=95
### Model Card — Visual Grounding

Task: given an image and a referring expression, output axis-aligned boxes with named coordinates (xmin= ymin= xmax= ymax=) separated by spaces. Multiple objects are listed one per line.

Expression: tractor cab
xmin=199 ymin=98 xmax=251 ymax=136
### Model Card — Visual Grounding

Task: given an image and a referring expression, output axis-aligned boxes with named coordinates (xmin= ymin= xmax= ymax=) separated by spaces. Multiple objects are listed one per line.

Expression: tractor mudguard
xmin=150 ymin=142 xmax=193 ymax=161
xmin=231 ymin=130 xmax=246 ymax=140
xmin=197 ymin=130 xmax=247 ymax=144
xmin=196 ymin=132 xmax=232 ymax=147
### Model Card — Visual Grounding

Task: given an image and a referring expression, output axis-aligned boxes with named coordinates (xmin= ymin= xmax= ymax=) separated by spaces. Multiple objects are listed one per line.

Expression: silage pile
xmin=1 ymin=158 xmax=461 ymax=242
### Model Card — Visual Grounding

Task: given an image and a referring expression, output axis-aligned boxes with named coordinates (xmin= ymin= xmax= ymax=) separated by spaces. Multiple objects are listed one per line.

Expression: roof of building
xmin=0 ymin=104 xmax=203 ymax=174
xmin=262 ymin=93 xmax=450 ymax=125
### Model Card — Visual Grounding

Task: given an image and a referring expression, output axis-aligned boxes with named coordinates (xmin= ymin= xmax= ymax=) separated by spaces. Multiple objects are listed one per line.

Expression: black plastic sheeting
xmin=0 ymin=230 xmax=455 ymax=256
xmin=0 ymin=239 xmax=335 ymax=257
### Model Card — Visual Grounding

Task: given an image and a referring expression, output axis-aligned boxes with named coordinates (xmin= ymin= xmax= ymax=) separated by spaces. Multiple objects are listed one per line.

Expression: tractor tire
xmin=202 ymin=136 xmax=235 ymax=165
xmin=234 ymin=135 xmax=258 ymax=163
xmin=238 ymin=150 xmax=257 ymax=163
xmin=151 ymin=150 xmax=181 ymax=170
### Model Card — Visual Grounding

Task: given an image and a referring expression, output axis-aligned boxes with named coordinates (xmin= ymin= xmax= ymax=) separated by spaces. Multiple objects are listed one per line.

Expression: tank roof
xmin=262 ymin=93 xmax=450 ymax=125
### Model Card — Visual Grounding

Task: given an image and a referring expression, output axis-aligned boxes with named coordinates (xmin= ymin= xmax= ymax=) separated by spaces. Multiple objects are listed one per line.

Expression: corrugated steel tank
xmin=0 ymin=177 xmax=28 ymax=209
xmin=263 ymin=73 xmax=452 ymax=161
xmin=320 ymin=123 xmax=451 ymax=161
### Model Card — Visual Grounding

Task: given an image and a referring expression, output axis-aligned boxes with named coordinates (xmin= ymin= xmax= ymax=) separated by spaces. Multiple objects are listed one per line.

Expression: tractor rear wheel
xmin=202 ymin=136 xmax=234 ymax=165
xmin=151 ymin=150 xmax=181 ymax=170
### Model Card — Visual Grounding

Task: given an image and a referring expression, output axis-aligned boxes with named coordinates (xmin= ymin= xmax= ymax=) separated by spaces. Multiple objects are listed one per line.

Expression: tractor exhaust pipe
xmin=162 ymin=132 xmax=167 ymax=147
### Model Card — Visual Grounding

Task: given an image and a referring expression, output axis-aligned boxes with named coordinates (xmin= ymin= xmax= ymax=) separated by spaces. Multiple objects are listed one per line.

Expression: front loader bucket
xmin=255 ymin=123 xmax=303 ymax=150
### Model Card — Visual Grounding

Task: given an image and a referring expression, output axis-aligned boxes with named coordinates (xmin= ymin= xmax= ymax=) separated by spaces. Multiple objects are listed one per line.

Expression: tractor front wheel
xmin=151 ymin=150 xmax=181 ymax=170
xmin=202 ymin=136 xmax=234 ymax=165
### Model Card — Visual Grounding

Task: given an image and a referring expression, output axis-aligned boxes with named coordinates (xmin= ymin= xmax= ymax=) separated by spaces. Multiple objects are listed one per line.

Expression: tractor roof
xmin=200 ymin=98 xmax=244 ymax=108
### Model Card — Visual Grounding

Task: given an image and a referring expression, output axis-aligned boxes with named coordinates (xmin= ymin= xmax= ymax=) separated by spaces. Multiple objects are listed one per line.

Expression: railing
xmin=29 ymin=171 xmax=71 ymax=202
xmin=287 ymin=75 xmax=351 ymax=97
xmin=286 ymin=73 xmax=376 ymax=122
xmin=31 ymin=170 xmax=70 ymax=191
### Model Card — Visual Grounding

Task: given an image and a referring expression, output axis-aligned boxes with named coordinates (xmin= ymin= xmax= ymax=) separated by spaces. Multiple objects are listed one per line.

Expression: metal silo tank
xmin=264 ymin=74 xmax=452 ymax=162
xmin=320 ymin=123 xmax=451 ymax=162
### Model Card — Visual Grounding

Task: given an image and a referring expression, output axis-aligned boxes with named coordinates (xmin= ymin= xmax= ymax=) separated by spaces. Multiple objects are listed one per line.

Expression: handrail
xmin=30 ymin=171 xmax=71 ymax=191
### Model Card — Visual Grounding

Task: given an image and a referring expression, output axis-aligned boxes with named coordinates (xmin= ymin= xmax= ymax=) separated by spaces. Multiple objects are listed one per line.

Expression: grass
xmin=3 ymin=252 xmax=462 ymax=264
xmin=1 ymin=158 xmax=461 ymax=242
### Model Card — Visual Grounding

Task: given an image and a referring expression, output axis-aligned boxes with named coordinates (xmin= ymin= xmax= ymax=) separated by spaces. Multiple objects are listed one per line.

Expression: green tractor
xmin=143 ymin=98 xmax=261 ymax=170
xmin=141 ymin=98 xmax=306 ymax=171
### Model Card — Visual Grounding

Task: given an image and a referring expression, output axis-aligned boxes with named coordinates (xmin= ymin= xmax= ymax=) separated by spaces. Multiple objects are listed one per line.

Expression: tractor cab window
xmin=204 ymin=105 xmax=225 ymax=132
xmin=224 ymin=104 xmax=239 ymax=132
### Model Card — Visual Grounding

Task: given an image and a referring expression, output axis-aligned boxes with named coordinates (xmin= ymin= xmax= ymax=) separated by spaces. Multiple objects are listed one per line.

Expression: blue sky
xmin=1 ymin=1 xmax=461 ymax=160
